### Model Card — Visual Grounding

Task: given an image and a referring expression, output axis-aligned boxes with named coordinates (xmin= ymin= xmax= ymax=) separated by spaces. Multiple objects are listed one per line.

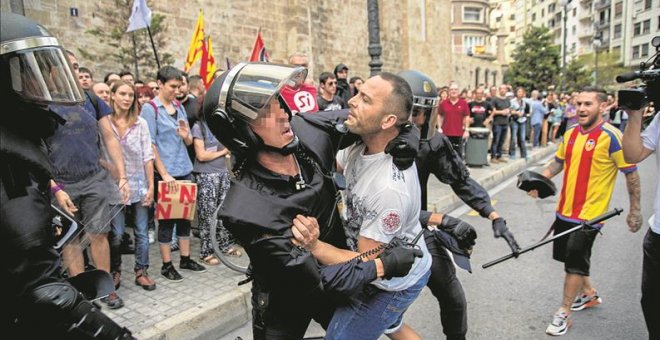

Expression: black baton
xmin=482 ymin=208 xmax=624 ymax=269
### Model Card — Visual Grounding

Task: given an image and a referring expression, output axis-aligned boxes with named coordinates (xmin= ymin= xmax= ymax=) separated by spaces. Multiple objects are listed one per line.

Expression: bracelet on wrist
xmin=50 ymin=184 xmax=64 ymax=194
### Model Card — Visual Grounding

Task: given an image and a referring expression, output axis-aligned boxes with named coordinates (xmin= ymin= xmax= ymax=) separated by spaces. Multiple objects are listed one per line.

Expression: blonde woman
xmin=108 ymin=80 xmax=157 ymax=293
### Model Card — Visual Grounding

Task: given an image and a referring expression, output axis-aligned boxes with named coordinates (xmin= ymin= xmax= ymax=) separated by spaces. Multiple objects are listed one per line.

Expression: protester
xmin=334 ymin=63 xmax=351 ymax=104
xmin=92 ymin=81 xmax=111 ymax=106
xmin=529 ymin=87 xmax=642 ymax=336
xmin=317 ymin=71 xmax=346 ymax=111
xmin=438 ymin=83 xmax=470 ymax=158
xmin=141 ymin=66 xmax=206 ymax=282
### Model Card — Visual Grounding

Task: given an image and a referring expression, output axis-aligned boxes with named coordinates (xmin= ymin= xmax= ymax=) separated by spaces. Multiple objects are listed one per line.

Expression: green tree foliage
xmin=504 ymin=26 xmax=560 ymax=91
xmin=80 ymin=0 xmax=174 ymax=80
xmin=576 ymin=50 xmax=634 ymax=92
xmin=561 ymin=57 xmax=591 ymax=93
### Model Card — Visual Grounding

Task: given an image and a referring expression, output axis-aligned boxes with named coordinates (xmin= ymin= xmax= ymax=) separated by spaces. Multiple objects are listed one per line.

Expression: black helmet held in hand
xmin=202 ymin=62 xmax=308 ymax=160
xmin=397 ymin=70 xmax=439 ymax=140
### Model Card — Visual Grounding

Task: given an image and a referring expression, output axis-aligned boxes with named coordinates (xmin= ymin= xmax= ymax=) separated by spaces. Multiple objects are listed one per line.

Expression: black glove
xmin=492 ymin=217 xmax=521 ymax=256
xmin=440 ymin=214 xmax=477 ymax=251
xmin=385 ymin=122 xmax=419 ymax=170
xmin=378 ymin=244 xmax=423 ymax=280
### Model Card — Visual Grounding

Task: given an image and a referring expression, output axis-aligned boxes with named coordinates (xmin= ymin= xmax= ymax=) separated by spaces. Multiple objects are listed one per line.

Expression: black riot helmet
xmin=398 ymin=70 xmax=439 ymax=140
xmin=1 ymin=12 xmax=84 ymax=106
xmin=202 ymin=62 xmax=308 ymax=160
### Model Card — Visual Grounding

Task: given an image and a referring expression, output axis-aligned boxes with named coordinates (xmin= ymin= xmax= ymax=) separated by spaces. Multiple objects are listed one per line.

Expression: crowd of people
xmin=2 ymin=11 xmax=658 ymax=339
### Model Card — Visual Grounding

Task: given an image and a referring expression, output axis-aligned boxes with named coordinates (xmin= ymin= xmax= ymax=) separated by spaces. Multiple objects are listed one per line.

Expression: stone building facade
xmin=2 ymin=0 xmax=502 ymax=90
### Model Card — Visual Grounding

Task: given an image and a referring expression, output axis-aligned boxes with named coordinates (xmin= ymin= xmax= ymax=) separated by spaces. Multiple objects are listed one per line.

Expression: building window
xmin=642 ymin=19 xmax=651 ymax=34
xmin=572 ymin=42 xmax=576 ymax=51
xmin=641 ymin=43 xmax=649 ymax=57
xmin=614 ymin=1 xmax=622 ymax=18
xmin=634 ymin=22 xmax=641 ymax=36
xmin=549 ymin=3 xmax=556 ymax=12
xmin=510 ymin=25 xmax=516 ymax=32
xmin=614 ymin=24 xmax=622 ymax=39
xmin=532 ymin=13 xmax=537 ymax=21
xmin=632 ymin=45 xmax=640 ymax=59
xmin=644 ymin=0 xmax=652 ymax=10
xmin=463 ymin=7 xmax=483 ymax=22
xmin=464 ymin=35 xmax=486 ymax=54
xmin=542 ymin=8 xmax=545 ymax=17
xmin=573 ymin=8 xmax=577 ymax=16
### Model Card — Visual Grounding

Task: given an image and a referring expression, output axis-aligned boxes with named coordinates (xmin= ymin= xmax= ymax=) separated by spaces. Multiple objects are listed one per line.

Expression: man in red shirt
xmin=438 ymin=83 xmax=470 ymax=158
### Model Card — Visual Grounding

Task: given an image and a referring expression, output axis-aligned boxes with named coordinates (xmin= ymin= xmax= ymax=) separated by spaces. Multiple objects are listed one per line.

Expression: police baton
xmin=482 ymin=208 xmax=624 ymax=269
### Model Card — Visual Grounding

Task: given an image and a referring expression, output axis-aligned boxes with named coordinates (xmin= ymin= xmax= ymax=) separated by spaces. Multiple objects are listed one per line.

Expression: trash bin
xmin=465 ymin=127 xmax=490 ymax=166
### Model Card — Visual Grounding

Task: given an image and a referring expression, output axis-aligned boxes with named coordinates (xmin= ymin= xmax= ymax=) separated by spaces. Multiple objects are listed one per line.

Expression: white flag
xmin=126 ymin=0 xmax=152 ymax=32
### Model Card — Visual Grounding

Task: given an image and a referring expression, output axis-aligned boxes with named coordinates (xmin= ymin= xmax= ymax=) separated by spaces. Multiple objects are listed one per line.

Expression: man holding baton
xmin=528 ymin=87 xmax=642 ymax=336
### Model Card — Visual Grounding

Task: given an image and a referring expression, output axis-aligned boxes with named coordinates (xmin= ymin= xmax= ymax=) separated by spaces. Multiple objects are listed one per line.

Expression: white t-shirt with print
xmin=641 ymin=113 xmax=660 ymax=234
xmin=337 ymin=143 xmax=431 ymax=291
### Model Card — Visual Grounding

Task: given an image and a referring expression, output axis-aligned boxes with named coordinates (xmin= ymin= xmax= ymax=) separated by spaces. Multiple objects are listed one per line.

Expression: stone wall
xmin=3 ymin=0 xmax=492 ymax=87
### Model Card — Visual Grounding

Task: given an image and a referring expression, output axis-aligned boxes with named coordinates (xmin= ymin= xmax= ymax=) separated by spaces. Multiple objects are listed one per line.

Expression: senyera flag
xmin=199 ymin=36 xmax=217 ymax=89
xmin=249 ymin=29 xmax=270 ymax=62
xmin=184 ymin=11 xmax=205 ymax=72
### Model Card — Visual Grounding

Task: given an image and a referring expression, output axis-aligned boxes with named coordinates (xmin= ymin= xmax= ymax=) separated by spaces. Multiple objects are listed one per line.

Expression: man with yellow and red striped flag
xmin=184 ymin=11 xmax=204 ymax=72
xmin=200 ymin=36 xmax=217 ymax=89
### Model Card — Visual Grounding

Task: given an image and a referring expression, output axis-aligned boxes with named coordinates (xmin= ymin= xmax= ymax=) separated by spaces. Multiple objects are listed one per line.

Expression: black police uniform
xmin=220 ymin=110 xmax=380 ymax=339
xmin=417 ymin=132 xmax=495 ymax=340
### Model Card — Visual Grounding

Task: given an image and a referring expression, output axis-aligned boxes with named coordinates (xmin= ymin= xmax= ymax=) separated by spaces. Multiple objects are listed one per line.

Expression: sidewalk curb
xmin=137 ymin=284 xmax=252 ymax=340
xmin=428 ymin=146 xmax=557 ymax=214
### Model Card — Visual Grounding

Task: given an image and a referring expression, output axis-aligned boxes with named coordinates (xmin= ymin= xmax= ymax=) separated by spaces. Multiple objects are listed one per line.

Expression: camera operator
xmin=0 ymin=12 xmax=133 ymax=338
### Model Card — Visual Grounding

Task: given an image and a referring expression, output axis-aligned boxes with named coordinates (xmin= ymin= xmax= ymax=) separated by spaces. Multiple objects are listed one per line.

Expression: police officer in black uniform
xmin=1 ymin=12 xmax=133 ymax=339
xmin=398 ymin=70 xmax=522 ymax=340
xmin=202 ymin=63 xmax=422 ymax=339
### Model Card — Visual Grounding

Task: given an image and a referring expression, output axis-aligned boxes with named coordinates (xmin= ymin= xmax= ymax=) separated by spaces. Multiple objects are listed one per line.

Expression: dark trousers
xmin=424 ymin=230 xmax=468 ymax=340
xmin=491 ymin=124 xmax=508 ymax=159
xmin=642 ymin=229 xmax=660 ymax=340
xmin=447 ymin=136 xmax=465 ymax=159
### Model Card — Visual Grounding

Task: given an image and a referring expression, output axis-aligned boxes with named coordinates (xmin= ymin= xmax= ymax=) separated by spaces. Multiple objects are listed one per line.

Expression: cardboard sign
xmin=155 ymin=181 xmax=197 ymax=221
xmin=280 ymin=83 xmax=319 ymax=113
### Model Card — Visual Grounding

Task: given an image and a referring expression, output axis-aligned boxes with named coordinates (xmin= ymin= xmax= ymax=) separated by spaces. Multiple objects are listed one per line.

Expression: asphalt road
xmin=221 ymin=156 xmax=656 ymax=340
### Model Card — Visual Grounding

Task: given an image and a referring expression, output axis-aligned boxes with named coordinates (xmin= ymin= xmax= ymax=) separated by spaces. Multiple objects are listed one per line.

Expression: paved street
xmin=221 ymin=155 xmax=655 ymax=340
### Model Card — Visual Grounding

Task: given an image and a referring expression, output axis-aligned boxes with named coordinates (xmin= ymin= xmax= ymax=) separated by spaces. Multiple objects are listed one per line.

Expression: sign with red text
xmin=280 ymin=83 xmax=319 ymax=114
xmin=155 ymin=181 xmax=197 ymax=221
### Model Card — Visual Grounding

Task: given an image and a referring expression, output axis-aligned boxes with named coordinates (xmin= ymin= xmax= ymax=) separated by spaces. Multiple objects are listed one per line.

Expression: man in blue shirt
xmin=530 ymin=90 xmax=548 ymax=147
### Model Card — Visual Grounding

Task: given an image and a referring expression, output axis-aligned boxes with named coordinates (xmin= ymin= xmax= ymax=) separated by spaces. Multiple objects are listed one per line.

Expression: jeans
xmin=532 ymin=123 xmax=542 ymax=147
xmin=110 ymin=203 xmax=150 ymax=271
xmin=491 ymin=125 xmax=508 ymax=159
xmin=509 ymin=121 xmax=527 ymax=158
xmin=326 ymin=270 xmax=431 ymax=340
xmin=642 ymin=229 xmax=660 ymax=339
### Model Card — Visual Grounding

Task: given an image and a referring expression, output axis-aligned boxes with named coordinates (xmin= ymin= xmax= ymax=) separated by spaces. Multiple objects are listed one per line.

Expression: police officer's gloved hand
xmin=385 ymin=122 xmax=419 ymax=170
xmin=492 ymin=217 xmax=521 ymax=256
xmin=378 ymin=245 xmax=423 ymax=280
xmin=440 ymin=214 xmax=477 ymax=251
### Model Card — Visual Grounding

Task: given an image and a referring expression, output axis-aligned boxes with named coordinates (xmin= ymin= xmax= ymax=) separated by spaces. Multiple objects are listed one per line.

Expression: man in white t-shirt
xmin=622 ymin=107 xmax=659 ymax=339
xmin=299 ymin=72 xmax=431 ymax=339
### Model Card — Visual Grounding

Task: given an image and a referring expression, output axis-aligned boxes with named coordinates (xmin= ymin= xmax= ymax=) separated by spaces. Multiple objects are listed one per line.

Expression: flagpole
xmin=131 ymin=32 xmax=140 ymax=80
xmin=146 ymin=25 xmax=161 ymax=69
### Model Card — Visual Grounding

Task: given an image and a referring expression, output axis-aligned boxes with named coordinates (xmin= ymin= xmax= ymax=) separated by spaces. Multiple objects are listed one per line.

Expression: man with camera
xmin=622 ymin=102 xmax=659 ymax=340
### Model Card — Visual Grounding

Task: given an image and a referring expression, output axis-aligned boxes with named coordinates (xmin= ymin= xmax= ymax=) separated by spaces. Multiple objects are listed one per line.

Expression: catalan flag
xmin=200 ymin=36 xmax=217 ymax=89
xmin=184 ymin=11 xmax=205 ymax=72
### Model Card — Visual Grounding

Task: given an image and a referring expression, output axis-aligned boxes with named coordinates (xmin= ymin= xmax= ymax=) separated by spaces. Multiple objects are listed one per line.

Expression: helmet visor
xmin=6 ymin=46 xmax=84 ymax=105
xmin=224 ymin=63 xmax=307 ymax=121
xmin=411 ymin=96 xmax=439 ymax=140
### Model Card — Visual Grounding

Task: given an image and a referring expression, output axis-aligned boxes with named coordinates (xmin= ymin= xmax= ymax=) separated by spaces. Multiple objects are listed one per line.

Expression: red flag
xmin=199 ymin=36 xmax=217 ymax=89
xmin=249 ymin=30 xmax=270 ymax=62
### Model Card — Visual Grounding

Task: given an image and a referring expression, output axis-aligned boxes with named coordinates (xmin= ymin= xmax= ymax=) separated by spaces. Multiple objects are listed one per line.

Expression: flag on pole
xmin=126 ymin=0 xmax=152 ymax=32
xmin=249 ymin=29 xmax=270 ymax=62
xmin=184 ymin=11 xmax=205 ymax=72
xmin=199 ymin=36 xmax=217 ymax=89
xmin=226 ymin=57 xmax=232 ymax=71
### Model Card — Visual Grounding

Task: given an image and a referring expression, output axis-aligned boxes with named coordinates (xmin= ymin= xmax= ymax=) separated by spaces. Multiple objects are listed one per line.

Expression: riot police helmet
xmin=1 ymin=12 xmax=84 ymax=106
xmin=202 ymin=62 xmax=308 ymax=159
xmin=398 ymin=70 xmax=439 ymax=140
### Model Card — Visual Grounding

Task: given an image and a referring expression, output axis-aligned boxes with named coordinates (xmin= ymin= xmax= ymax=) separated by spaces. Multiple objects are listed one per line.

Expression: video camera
xmin=616 ymin=36 xmax=659 ymax=111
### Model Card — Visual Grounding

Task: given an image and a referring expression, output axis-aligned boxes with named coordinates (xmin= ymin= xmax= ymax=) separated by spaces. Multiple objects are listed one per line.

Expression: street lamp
xmin=593 ymin=31 xmax=602 ymax=85
xmin=559 ymin=0 xmax=570 ymax=91
xmin=367 ymin=0 xmax=383 ymax=76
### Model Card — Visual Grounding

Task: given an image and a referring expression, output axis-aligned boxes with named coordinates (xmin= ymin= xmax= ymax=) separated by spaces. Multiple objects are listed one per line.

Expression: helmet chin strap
xmin=260 ymin=135 xmax=300 ymax=155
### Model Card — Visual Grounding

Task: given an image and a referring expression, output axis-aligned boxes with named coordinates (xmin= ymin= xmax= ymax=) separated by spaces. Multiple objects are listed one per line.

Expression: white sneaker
xmin=546 ymin=311 xmax=571 ymax=336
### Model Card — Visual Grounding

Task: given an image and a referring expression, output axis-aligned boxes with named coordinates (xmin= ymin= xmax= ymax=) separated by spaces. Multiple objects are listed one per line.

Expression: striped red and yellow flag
xmin=184 ymin=11 xmax=204 ymax=72
xmin=200 ymin=36 xmax=217 ymax=89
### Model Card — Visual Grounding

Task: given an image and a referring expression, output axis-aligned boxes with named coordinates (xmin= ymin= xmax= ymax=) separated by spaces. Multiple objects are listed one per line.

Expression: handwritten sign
xmin=155 ymin=181 xmax=197 ymax=221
